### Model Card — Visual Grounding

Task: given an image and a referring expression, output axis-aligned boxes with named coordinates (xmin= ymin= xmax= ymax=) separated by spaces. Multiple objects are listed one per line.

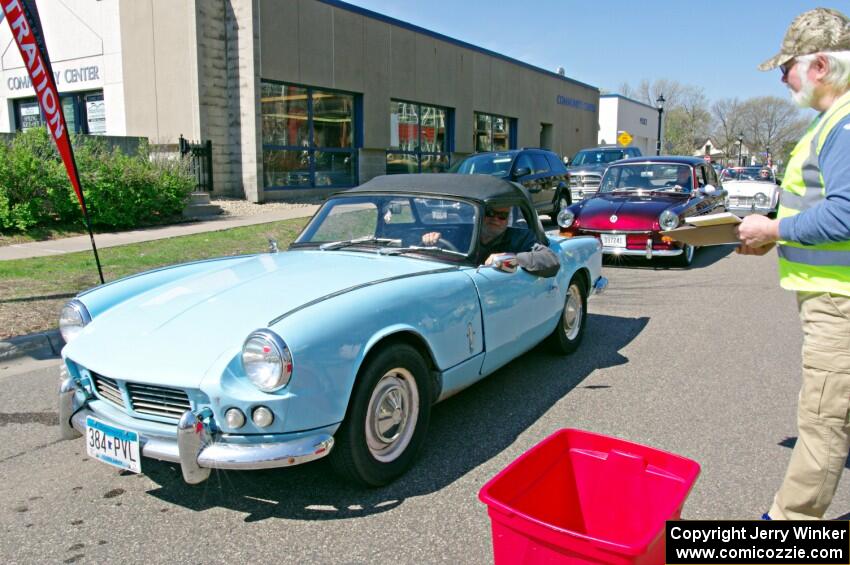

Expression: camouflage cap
xmin=759 ymin=8 xmax=850 ymax=71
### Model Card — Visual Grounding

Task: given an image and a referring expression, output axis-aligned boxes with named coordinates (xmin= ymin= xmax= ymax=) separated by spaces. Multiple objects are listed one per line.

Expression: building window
xmin=387 ymin=100 xmax=452 ymax=174
xmin=14 ymin=90 xmax=104 ymax=134
xmin=474 ymin=112 xmax=515 ymax=152
xmin=261 ymin=81 xmax=359 ymax=189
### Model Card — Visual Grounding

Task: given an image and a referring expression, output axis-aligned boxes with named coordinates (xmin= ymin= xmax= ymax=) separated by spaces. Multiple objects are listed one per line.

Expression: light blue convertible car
xmin=58 ymin=175 xmax=606 ymax=486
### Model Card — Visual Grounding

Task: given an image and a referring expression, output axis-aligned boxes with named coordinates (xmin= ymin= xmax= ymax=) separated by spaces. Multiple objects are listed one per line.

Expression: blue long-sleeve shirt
xmin=779 ymin=113 xmax=850 ymax=245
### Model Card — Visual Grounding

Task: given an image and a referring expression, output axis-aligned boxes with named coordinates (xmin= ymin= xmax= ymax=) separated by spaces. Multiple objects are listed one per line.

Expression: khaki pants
xmin=770 ymin=292 xmax=850 ymax=520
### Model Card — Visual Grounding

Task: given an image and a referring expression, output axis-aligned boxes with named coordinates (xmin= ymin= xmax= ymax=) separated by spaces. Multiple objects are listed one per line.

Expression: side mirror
xmin=512 ymin=167 xmax=531 ymax=179
xmin=699 ymin=184 xmax=717 ymax=195
xmin=487 ymin=253 xmax=518 ymax=274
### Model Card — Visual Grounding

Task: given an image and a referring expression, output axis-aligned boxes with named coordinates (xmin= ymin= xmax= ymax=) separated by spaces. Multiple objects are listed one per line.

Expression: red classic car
xmin=556 ymin=157 xmax=727 ymax=267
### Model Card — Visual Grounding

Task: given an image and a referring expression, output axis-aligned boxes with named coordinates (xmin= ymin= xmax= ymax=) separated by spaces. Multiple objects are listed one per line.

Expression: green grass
xmin=0 ymin=217 xmax=308 ymax=339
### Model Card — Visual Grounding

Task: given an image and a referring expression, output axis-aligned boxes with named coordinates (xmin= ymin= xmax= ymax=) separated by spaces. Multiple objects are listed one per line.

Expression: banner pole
xmin=2 ymin=0 xmax=105 ymax=284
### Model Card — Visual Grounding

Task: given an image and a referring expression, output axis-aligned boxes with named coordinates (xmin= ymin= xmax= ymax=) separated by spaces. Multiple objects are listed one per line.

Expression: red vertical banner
xmin=1 ymin=0 xmax=104 ymax=283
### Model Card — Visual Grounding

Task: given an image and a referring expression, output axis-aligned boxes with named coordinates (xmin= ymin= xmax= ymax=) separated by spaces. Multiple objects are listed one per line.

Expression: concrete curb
xmin=0 ymin=330 xmax=64 ymax=362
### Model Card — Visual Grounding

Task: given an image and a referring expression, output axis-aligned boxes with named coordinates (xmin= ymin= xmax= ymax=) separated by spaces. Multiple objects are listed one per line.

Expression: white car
xmin=720 ymin=167 xmax=780 ymax=217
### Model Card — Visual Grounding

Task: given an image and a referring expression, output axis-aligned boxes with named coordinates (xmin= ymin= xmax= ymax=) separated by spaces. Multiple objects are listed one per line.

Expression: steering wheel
xmin=437 ymin=238 xmax=459 ymax=252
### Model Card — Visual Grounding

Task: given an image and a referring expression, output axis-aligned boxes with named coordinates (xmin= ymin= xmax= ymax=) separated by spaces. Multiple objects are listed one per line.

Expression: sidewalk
xmin=0 ymin=206 xmax=318 ymax=362
xmin=0 ymin=206 xmax=318 ymax=261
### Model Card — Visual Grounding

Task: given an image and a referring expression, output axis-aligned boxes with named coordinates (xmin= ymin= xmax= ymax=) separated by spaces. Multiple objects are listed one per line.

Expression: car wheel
xmin=552 ymin=191 xmax=571 ymax=218
xmin=329 ymin=343 xmax=432 ymax=487
xmin=548 ymin=275 xmax=587 ymax=355
xmin=674 ymin=243 xmax=695 ymax=268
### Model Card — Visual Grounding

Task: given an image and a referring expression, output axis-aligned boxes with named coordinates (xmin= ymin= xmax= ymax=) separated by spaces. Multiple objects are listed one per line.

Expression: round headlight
xmin=59 ymin=300 xmax=91 ymax=344
xmin=241 ymin=330 xmax=292 ymax=392
xmin=252 ymin=406 xmax=274 ymax=428
xmin=225 ymin=408 xmax=246 ymax=429
xmin=557 ymin=208 xmax=575 ymax=229
xmin=659 ymin=210 xmax=680 ymax=231
xmin=754 ymin=192 xmax=768 ymax=206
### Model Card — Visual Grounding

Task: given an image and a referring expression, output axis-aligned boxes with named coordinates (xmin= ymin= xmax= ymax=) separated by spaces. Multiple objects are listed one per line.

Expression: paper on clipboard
xmin=663 ymin=212 xmax=743 ymax=246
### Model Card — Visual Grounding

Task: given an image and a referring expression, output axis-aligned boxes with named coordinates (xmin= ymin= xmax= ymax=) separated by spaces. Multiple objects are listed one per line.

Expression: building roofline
xmin=600 ymin=93 xmax=657 ymax=112
xmin=318 ymin=0 xmax=599 ymax=93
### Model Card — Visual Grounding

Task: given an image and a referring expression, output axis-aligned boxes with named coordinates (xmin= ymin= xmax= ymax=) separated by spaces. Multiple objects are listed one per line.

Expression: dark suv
xmin=567 ymin=146 xmax=642 ymax=201
xmin=449 ymin=148 xmax=570 ymax=218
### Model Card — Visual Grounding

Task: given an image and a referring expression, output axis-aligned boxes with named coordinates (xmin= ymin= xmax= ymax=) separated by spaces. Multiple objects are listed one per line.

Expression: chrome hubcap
xmin=563 ymin=284 xmax=583 ymax=341
xmin=559 ymin=197 xmax=568 ymax=210
xmin=365 ymin=368 xmax=419 ymax=462
xmin=685 ymin=244 xmax=694 ymax=263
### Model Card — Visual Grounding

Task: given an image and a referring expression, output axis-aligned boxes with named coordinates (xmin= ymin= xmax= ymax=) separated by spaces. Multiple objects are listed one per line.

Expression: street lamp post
xmin=737 ymin=134 xmax=744 ymax=167
xmin=655 ymin=94 xmax=665 ymax=156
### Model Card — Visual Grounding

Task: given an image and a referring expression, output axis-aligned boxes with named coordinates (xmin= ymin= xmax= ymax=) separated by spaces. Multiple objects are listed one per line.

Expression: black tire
xmin=329 ymin=343 xmax=432 ymax=487
xmin=551 ymin=189 xmax=571 ymax=219
xmin=673 ymin=243 xmax=695 ymax=268
xmin=548 ymin=275 xmax=588 ymax=355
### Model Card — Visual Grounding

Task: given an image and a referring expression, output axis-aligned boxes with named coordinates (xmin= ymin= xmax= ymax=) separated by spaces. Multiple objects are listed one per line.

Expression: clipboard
xmin=663 ymin=212 xmax=742 ymax=246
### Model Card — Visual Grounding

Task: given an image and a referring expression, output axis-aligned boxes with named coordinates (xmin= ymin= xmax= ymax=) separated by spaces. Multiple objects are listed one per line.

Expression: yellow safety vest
xmin=777 ymin=90 xmax=850 ymax=296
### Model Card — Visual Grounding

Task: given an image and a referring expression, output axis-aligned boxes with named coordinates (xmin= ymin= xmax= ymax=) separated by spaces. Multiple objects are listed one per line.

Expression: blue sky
xmin=342 ymin=0 xmax=849 ymax=103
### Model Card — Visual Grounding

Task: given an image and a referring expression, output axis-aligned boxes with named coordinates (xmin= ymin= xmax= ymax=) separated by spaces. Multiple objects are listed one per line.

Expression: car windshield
xmin=721 ymin=167 xmax=775 ymax=183
xmin=599 ymin=163 xmax=693 ymax=193
xmin=449 ymin=153 xmax=514 ymax=176
xmin=295 ymin=194 xmax=478 ymax=257
xmin=571 ymin=149 xmax=626 ymax=166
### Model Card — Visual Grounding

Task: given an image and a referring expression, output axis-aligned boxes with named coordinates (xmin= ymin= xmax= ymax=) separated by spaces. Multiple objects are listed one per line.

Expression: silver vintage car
xmin=721 ymin=166 xmax=780 ymax=217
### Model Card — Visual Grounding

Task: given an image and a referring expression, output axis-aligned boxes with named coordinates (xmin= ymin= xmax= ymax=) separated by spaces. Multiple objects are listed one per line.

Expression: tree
xmin=739 ymin=96 xmax=807 ymax=165
xmin=619 ymin=80 xmax=710 ymax=155
xmin=711 ymin=98 xmax=745 ymax=165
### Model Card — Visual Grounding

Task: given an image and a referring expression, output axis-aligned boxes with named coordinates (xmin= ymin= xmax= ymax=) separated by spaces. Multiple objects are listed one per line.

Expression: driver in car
xmin=666 ymin=167 xmax=693 ymax=190
xmin=421 ymin=206 xmax=560 ymax=277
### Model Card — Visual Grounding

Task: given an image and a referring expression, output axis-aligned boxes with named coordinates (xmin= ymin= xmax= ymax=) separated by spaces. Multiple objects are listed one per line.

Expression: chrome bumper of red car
xmin=603 ymin=246 xmax=683 ymax=258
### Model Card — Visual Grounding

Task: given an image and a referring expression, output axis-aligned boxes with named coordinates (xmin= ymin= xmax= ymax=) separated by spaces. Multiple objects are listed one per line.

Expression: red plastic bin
xmin=478 ymin=429 xmax=700 ymax=565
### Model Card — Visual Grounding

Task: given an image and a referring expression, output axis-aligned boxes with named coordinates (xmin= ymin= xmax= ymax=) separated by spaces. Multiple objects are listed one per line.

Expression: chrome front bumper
xmin=602 ymin=236 xmax=684 ymax=259
xmin=59 ymin=376 xmax=334 ymax=484
xmin=603 ymin=247 xmax=683 ymax=257
xmin=727 ymin=204 xmax=773 ymax=216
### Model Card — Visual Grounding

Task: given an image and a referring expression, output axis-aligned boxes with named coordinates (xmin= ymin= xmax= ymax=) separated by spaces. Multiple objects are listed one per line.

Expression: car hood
xmin=64 ymin=251 xmax=449 ymax=388
xmin=568 ymin=164 xmax=607 ymax=175
xmin=725 ymin=180 xmax=778 ymax=197
xmin=577 ymin=193 xmax=686 ymax=231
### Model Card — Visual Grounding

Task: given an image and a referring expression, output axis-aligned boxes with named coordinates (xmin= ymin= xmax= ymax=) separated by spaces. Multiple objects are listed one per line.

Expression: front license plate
xmin=601 ymin=234 xmax=626 ymax=248
xmin=86 ymin=416 xmax=141 ymax=473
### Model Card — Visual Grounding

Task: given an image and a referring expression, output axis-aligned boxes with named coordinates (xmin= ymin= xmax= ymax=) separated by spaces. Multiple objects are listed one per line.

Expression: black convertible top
xmin=344 ymin=174 xmax=527 ymax=204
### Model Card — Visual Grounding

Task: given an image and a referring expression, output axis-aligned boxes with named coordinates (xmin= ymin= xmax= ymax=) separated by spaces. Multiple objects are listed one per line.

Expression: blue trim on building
xmin=600 ymin=93 xmax=658 ymax=112
xmin=316 ymin=0 xmax=598 ymax=93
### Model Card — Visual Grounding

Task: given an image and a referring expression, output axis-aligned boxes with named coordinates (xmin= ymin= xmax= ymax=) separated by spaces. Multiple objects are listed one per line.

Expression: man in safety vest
xmin=737 ymin=8 xmax=850 ymax=520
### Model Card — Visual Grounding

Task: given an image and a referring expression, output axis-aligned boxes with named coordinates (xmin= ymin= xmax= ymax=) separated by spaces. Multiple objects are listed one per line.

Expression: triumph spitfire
xmin=58 ymin=174 xmax=606 ymax=487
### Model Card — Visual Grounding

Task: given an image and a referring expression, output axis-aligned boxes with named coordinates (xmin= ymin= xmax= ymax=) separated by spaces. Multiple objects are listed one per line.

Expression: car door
xmin=511 ymin=153 xmax=537 ymax=194
xmin=465 ymin=204 xmax=562 ymax=375
xmin=529 ymin=153 xmax=554 ymax=210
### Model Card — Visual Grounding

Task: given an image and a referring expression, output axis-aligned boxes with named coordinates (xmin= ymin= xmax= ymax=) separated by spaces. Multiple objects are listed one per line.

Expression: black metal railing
xmin=178 ymin=134 xmax=213 ymax=192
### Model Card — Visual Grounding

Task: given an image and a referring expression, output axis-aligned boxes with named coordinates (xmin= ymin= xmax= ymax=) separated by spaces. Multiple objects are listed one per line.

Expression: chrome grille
xmin=127 ymin=383 xmax=191 ymax=420
xmin=570 ymin=174 xmax=601 ymax=188
xmin=92 ymin=374 xmax=125 ymax=408
xmin=729 ymin=196 xmax=753 ymax=206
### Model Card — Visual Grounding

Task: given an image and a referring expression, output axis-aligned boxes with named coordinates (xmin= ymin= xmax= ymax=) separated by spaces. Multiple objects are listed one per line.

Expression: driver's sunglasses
xmin=485 ymin=209 xmax=510 ymax=220
xmin=780 ymin=58 xmax=797 ymax=79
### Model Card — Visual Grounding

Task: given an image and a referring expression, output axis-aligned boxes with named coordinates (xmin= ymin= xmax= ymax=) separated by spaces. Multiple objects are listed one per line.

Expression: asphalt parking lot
xmin=2 ymin=246 xmax=849 ymax=564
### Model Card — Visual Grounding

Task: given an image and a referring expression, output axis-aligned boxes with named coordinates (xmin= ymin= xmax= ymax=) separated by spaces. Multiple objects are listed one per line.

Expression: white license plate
xmin=86 ymin=416 xmax=141 ymax=473
xmin=601 ymin=234 xmax=626 ymax=248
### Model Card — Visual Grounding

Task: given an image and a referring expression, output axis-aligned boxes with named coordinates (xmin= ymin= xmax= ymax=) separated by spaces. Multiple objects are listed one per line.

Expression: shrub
xmin=0 ymin=128 xmax=195 ymax=232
